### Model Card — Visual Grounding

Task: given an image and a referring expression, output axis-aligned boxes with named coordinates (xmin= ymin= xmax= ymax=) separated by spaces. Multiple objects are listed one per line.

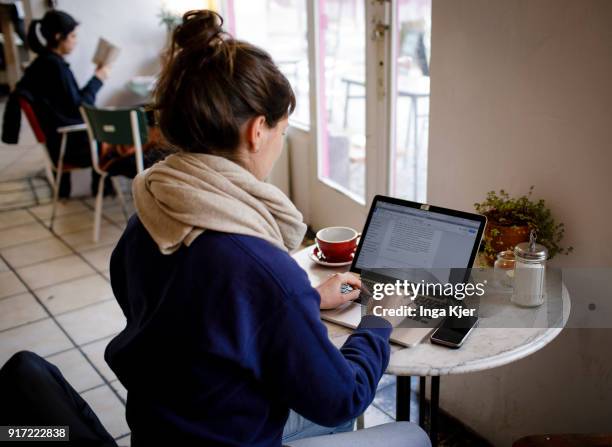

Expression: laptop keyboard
xmin=340 ymin=281 xmax=374 ymax=303
xmin=340 ymin=284 xmax=354 ymax=294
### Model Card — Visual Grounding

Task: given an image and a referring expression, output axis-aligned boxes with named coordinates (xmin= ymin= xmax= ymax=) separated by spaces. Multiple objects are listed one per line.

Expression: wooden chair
xmin=80 ymin=104 xmax=147 ymax=242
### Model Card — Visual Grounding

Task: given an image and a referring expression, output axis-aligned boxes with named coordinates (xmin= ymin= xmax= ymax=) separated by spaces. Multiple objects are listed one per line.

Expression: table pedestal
xmin=396 ymin=375 xmax=440 ymax=447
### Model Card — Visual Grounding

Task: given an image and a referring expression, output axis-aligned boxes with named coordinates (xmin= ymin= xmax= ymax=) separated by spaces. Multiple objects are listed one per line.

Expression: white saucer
xmin=310 ymin=247 xmax=354 ymax=267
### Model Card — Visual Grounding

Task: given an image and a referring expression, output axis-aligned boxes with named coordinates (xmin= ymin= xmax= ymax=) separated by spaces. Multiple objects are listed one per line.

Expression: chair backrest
xmin=80 ymin=104 xmax=148 ymax=146
xmin=18 ymin=97 xmax=46 ymax=144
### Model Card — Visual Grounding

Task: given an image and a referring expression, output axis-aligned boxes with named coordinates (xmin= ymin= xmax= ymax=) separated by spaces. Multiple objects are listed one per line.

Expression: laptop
xmin=320 ymin=195 xmax=486 ymax=347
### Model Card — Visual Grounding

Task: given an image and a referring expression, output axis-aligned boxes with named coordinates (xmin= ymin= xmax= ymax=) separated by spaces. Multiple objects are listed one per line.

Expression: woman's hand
xmin=95 ymin=64 xmax=111 ymax=81
xmin=316 ymin=272 xmax=361 ymax=310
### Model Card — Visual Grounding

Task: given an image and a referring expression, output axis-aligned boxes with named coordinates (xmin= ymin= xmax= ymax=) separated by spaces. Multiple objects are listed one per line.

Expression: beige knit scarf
xmin=132 ymin=152 xmax=307 ymax=255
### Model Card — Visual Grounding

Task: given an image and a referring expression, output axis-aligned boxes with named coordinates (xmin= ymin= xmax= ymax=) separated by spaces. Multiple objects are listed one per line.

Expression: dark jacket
xmin=105 ymin=216 xmax=392 ymax=446
xmin=2 ymin=51 xmax=102 ymax=154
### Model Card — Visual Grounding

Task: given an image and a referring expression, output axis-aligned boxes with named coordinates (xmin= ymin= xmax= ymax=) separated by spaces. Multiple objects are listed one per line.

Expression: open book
xmin=92 ymin=37 xmax=120 ymax=66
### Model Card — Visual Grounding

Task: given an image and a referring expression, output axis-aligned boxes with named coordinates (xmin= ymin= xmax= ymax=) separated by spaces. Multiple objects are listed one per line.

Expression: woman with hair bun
xmin=105 ymin=9 xmax=430 ymax=447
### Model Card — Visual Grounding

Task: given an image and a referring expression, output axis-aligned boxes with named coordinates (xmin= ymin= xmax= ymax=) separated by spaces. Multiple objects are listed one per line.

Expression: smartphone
xmin=430 ymin=316 xmax=478 ymax=349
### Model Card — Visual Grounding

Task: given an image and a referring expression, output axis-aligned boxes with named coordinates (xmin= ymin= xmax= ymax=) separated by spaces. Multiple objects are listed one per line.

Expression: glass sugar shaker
xmin=512 ymin=230 xmax=548 ymax=307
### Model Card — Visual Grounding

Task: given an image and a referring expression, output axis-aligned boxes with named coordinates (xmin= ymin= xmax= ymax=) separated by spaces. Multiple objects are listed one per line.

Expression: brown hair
xmin=153 ymin=10 xmax=296 ymax=155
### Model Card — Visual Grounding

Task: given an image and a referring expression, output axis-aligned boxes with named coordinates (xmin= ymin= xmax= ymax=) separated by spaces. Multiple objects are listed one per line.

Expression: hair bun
xmin=173 ymin=10 xmax=224 ymax=53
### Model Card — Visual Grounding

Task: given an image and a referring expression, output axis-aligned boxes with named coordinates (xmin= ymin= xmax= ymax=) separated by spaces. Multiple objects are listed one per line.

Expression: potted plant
xmin=158 ymin=7 xmax=183 ymax=33
xmin=474 ymin=186 xmax=573 ymax=265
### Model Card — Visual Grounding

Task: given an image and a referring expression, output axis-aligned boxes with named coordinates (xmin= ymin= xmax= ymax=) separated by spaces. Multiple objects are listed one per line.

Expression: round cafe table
xmin=292 ymin=245 xmax=571 ymax=447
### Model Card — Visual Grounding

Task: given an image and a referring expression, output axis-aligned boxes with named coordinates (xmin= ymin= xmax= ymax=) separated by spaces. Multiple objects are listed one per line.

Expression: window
xmin=390 ymin=0 xmax=431 ymax=202
xmin=226 ymin=0 xmax=310 ymax=126
xmin=316 ymin=0 xmax=366 ymax=200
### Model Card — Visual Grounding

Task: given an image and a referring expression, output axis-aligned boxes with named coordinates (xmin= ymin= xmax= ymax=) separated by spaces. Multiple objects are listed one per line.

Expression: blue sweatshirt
xmin=2 ymin=51 xmax=102 ymax=151
xmin=105 ymin=216 xmax=392 ymax=446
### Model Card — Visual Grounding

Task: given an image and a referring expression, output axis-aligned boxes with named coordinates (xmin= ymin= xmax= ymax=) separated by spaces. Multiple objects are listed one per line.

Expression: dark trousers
xmin=49 ymin=132 xmax=104 ymax=199
xmin=0 ymin=351 xmax=118 ymax=446
xmin=51 ymin=132 xmax=141 ymax=199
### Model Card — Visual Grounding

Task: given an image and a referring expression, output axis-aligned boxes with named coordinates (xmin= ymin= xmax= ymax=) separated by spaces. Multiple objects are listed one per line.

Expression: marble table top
xmin=293 ymin=244 xmax=570 ymax=377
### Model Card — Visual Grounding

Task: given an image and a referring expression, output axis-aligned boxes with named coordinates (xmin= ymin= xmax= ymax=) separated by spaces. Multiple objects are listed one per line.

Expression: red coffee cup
xmin=315 ymin=227 xmax=359 ymax=262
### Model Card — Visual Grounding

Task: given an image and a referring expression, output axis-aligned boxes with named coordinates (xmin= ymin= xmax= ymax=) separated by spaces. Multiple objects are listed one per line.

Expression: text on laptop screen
xmin=354 ymin=202 xmax=481 ymax=283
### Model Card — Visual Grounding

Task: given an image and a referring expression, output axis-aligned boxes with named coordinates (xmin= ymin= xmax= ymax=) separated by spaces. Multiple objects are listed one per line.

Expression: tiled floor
xmin=0 ymin=193 xmax=133 ymax=445
xmin=0 ymin=116 xmax=132 ymax=445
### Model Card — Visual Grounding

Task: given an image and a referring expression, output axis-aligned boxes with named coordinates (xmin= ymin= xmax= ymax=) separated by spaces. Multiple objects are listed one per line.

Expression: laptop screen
xmin=353 ymin=200 xmax=483 ymax=283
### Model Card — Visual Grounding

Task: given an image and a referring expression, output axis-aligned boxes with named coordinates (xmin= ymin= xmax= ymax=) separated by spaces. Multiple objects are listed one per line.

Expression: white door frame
xmin=365 ymin=0 xmax=396 ymax=205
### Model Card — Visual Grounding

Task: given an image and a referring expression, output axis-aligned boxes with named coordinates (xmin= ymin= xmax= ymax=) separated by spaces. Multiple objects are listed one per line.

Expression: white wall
xmin=427 ymin=0 xmax=612 ymax=445
xmin=286 ymin=126 xmax=312 ymax=223
xmin=268 ymin=136 xmax=291 ymax=198
xmin=56 ymin=0 xmax=168 ymax=106
xmin=428 ymin=0 xmax=612 ymax=267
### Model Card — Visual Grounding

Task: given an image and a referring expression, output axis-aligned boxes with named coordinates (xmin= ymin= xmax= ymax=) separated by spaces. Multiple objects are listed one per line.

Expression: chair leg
xmin=93 ymin=174 xmax=106 ymax=243
xmin=49 ymin=167 xmax=62 ymax=231
xmin=50 ymin=135 xmax=68 ymax=231
xmin=44 ymin=158 xmax=55 ymax=189
xmin=110 ymin=177 xmax=129 ymax=221
xmin=356 ymin=413 xmax=365 ymax=430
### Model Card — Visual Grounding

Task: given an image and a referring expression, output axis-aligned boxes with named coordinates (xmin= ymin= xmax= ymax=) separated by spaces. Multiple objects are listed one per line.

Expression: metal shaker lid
xmin=514 ymin=230 xmax=548 ymax=262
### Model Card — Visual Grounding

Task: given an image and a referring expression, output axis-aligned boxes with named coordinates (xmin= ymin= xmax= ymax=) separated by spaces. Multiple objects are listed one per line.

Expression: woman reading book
xmin=2 ymin=10 xmax=160 ymax=197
